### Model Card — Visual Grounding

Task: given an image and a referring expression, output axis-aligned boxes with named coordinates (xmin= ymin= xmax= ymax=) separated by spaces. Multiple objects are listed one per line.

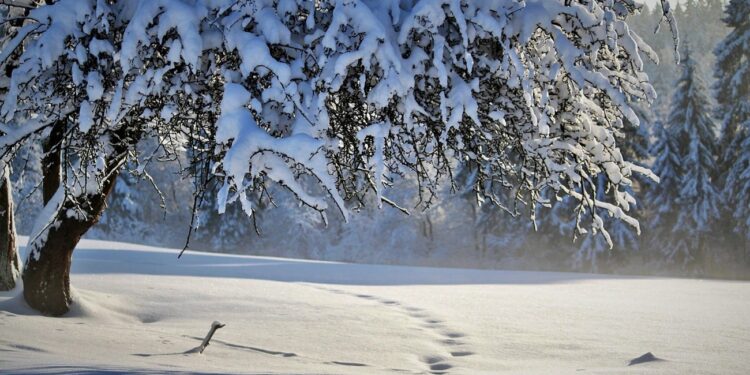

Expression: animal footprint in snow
xmin=430 ymin=363 xmax=453 ymax=371
xmin=441 ymin=331 xmax=466 ymax=339
xmin=441 ymin=338 xmax=465 ymax=346
xmin=420 ymin=355 xmax=445 ymax=364
xmin=420 ymin=355 xmax=455 ymax=374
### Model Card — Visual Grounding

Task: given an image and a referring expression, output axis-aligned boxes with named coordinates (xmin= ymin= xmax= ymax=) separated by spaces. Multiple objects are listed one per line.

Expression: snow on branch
xmin=0 ymin=0 xmax=667 ymax=239
xmin=655 ymin=0 xmax=681 ymax=64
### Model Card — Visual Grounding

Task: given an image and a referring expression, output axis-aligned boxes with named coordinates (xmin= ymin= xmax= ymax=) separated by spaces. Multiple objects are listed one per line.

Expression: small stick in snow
xmin=197 ymin=321 xmax=225 ymax=354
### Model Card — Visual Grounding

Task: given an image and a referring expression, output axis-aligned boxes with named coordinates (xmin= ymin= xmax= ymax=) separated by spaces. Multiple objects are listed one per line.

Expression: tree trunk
xmin=0 ymin=167 xmax=19 ymax=291
xmin=22 ymin=172 xmax=120 ymax=316
xmin=22 ymin=121 xmax=127 ymax=316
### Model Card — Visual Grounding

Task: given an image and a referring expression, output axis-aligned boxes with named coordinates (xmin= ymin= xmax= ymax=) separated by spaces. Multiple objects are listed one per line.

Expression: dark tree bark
xmin=0 ymin=167 xmax=19 ymax=291
xmin=22 ymin=179 xmax=118 ymax=315
xmin=22 ymin=122 xmax=128 ymax=316
xmin=41 ymin=122 xmax=63 ymax=204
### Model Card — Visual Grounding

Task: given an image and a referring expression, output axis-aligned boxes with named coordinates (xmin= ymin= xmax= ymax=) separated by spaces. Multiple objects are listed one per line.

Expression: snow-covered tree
xmin=667 ymin=47 xmax=721 ymax=268
xmin=576 ymin=174 xmax=644 ymax=272
xmin=576 ymin=104 xmax=652 ymax=271
xmin=0 ymin=164 xmax=19 ymax=291
xmin=0 ymin=2 xmax=26 ymax=291
xmin=474 ymin=190 xmax=531 ymax=260
xmin=644 ymin=119 xmax=681 ymax=262
xmin=529 ymin=190 xmax=579 ymax=266
xmin=629 ymin=0 xmax=726 ymax=120
xmin=90 ymin=169 xmax=153 ymax=242
xmin=454 ymin=159 xmax=529 ymax=257
xmin=193 ymin=181 xmax=259 ymax=251
xmin=9 ymin=140 xmax=43 ymax=233
xmin=715 ymin=0 xmax=750 ymax=256
xmin=0 ymin=0 xmax=671 ymax=315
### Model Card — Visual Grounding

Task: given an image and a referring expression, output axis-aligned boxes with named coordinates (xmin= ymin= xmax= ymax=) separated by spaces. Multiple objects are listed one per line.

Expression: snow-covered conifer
xmin=644 ymin=119 xmax=681 ymax=259
xmin=92 ymin=171 xmax=153 ymax=241
xmin=667 ymin=47 xmax=721 ymax=268
xmin=715 ymin=0 xmax=750 ymax=251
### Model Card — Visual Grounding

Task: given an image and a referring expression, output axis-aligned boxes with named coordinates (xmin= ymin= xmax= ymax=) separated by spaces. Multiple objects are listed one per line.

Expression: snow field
xmin=1 ymin=238 xmax=749 ymax=374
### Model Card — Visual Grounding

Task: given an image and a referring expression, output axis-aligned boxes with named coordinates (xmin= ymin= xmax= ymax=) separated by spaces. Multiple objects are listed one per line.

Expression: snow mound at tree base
xmin=1 ymin=238 xmax=749 ymax=374
xmin=0 ymin=281 xmax=138 ymax=323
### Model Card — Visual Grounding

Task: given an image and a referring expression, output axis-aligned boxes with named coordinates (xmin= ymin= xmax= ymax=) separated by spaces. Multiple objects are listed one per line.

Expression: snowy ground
xmin=1 ymin=238 xmax=749 ymax=374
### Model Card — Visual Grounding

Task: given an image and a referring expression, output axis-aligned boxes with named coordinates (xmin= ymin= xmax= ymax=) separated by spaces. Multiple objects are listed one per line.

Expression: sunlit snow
xmin=2 ymin=238 xmax=748 ymax=374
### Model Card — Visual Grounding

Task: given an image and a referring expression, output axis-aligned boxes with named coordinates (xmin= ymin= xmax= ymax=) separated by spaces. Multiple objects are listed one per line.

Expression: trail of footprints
xmin=323 ymin=288 xmax=475 ymax=374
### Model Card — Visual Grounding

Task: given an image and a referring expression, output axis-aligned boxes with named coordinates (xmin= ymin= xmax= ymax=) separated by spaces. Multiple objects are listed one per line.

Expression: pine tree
xmin=668 ymin=47 xmax=722 ymax=269
xmin=715 ymin=0 xmax=750 ymax=259
xmin=532 ymin=191 xmax=578 ymax=269
xmin=632 ymin=0 xmax=729 ymax=120
xmin=92 ymin=171 xmax=153 ymax=243
xmin=645 ymin=119 xmax=682 ymax=264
